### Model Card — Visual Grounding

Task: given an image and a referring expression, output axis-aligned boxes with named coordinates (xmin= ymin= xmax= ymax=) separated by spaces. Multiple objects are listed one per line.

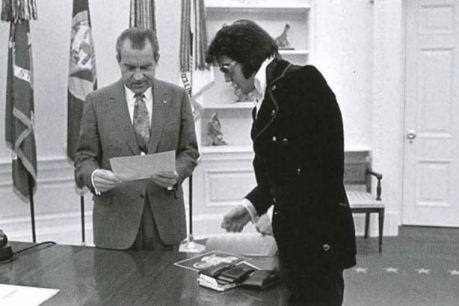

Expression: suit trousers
xmin=131 ymin=198 xmax=179 ymax=251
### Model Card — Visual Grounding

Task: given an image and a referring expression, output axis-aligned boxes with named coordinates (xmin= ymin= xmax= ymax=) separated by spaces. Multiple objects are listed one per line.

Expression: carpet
xmin=344 ymin=227 xmax=459 ymax=306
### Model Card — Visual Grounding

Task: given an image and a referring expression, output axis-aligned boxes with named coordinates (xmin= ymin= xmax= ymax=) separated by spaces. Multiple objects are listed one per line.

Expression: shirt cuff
xmin=91 ymin=170 xmax=101 ymax=195
xmin=241 ymin=199 xmax=259 ymax=223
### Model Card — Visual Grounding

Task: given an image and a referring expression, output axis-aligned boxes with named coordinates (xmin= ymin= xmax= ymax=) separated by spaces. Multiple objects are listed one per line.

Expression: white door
xmin=403 ymin=0 xmax=459 ymax=226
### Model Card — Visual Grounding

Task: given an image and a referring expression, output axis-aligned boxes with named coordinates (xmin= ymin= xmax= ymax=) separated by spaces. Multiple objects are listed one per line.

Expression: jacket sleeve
xmin=245 ymin=156 xmax=273 ymax=217
xmin=294 ymin=65 xmax=345 ymax=203
xmin=74 ymin=92 xmax=100 ymax=192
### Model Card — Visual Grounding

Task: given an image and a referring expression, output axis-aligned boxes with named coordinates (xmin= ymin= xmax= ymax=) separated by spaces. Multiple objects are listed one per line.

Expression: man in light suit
xmin=75 ymin=27 xmax=199 ymax=251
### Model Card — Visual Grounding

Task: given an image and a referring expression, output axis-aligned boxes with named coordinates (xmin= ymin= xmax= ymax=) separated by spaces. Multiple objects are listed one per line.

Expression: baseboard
xmin=1 ymin=211 xmax=94 ymax=245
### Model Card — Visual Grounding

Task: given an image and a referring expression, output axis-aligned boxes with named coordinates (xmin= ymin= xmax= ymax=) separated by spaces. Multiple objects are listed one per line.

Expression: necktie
xmin=133 ymin=94 xmax=150 ymax=145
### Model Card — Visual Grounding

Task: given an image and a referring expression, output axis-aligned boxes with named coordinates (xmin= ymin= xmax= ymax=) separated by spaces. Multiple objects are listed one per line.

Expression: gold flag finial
xmin=1 ymin=0 xmax=38 ymax=22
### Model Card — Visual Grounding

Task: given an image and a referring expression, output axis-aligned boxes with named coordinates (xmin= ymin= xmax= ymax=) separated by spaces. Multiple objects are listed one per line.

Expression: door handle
xmin=407 ymin=130 xmax=417 ymax=143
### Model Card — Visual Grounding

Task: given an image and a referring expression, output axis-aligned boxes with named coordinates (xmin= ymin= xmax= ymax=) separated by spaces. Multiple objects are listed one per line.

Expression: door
xmin=403 ymin=0 xmax=459 ymax=226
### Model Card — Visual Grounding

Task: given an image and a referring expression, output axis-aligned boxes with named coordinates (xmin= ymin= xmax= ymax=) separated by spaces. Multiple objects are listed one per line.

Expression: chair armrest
xmin=366 ymin=169 xmax=383 ymax=201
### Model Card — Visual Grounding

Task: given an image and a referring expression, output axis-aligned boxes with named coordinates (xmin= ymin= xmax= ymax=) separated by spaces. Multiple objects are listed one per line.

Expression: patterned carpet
xmin=344 ymin=227 xmax=459 ymax=306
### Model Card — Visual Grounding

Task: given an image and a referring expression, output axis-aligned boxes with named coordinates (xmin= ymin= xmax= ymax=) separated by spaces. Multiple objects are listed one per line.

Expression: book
xmin=241 ymin=270 xmax=281 ymax=289
xmin=199 ymin=262 xmax=235 ymax=278
xmin=197 ymin=276 xmax=239 ymax=292
xmin=216 ymin=263 xmax=255 ymax=283
xmin=196 ymin=261 xmax=258 ymax=292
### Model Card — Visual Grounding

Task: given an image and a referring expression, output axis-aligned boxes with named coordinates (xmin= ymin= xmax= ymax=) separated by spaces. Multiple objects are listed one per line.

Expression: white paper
xmin=0 ymin=284 xmax=59 ymax=306
xmin=110 ymin=150 xmax=176 ymax=181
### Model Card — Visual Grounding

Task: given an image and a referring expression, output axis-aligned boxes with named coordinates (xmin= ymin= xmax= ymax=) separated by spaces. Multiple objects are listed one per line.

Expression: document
xmin=0 ymin=284 xmax=59 ymax=306
xmin=110 ymin=150 xmax=176 ymax=181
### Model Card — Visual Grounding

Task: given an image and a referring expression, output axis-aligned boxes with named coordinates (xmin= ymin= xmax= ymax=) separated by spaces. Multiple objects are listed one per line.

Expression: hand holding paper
xmin=150 ymin=170 xmax=179 ymax=189
xmin=93 ymin=169 xmax=122 ymax=192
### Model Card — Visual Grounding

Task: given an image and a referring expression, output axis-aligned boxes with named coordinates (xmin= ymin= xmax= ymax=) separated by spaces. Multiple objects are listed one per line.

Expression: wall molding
xmin=1 ymin=210 xmax=93 ymax=245
xmin=0 ymin=156 xmax=75 ymax=188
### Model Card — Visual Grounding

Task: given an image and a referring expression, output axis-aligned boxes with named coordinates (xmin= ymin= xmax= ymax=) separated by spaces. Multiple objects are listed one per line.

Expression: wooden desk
xmin=0 ymin=242 xmax=286 ymax=305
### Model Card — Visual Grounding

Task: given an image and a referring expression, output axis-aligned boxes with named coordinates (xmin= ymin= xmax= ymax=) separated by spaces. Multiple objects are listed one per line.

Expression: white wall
xmin=312 ymin=0 xmax=374 ymax=149
xmin=372 ymin=0 xmax=405 ymax=235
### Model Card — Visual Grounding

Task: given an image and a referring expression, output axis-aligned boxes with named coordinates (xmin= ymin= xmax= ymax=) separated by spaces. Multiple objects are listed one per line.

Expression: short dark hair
xmin=116 ymin=27 xmax=160 ymax=63
xmin=206 ymin=20 xmax=278 ymax=78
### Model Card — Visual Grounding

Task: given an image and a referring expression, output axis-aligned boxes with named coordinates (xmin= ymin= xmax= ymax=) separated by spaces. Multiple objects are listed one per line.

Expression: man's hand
xmin=221 ymin=205 xmax=251 ymax=233
xmin=255 ymin=213 xmax=273 ymax=236
xmin=93 ymin=169 xmax=122 ymax=192
xmin=150 ymin=171 xmax=179 ymax=189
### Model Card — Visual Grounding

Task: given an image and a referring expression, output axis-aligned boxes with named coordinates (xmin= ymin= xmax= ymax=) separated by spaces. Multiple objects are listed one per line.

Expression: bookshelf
xmin=192 ymin=0 xmax=313 ymax=236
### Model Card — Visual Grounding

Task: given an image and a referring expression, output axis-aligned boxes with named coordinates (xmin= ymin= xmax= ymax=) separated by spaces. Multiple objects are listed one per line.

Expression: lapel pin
xmin=162 ymin=94 xmax=171 ymax=104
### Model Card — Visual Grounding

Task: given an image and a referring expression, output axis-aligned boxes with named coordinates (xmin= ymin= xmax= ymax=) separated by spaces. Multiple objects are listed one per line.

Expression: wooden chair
xmin=344 ymin=151 xmax=384 ymax=253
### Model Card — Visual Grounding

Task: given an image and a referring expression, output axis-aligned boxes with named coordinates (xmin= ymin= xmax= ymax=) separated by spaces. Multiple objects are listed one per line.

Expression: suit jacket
xmin=246 ymin=59 xmax=356 ymax=269
xmin=75 ymin=79 xmax=199 ymax=250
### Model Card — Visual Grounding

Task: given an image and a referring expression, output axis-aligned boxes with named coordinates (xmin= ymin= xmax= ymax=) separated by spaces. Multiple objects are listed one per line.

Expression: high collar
xmin=253 ymin=57 xmax=275 ymax=101
xmin=266 ymin=58 xmax=292 ymax=85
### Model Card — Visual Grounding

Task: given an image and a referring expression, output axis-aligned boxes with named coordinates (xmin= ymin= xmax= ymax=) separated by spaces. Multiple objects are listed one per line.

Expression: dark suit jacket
xmin=75 ymin=79 xmax=199 ymax=250
xmin=246 ymin=59 xmax=356 ymax=270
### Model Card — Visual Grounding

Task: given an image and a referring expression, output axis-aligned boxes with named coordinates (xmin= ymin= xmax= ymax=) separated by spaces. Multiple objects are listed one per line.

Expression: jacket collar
xmin=252 ymin=59 xmax=292 ymax=140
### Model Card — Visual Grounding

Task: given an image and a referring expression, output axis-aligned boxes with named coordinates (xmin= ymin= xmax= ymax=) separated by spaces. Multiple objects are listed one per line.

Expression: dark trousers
xmin=279 ymin=253 xmax=344 ymax=306
xmin=131 ymin=200 xmax=179 ymax=251
xmin=285 ymin=269 xmax=344 ymax=306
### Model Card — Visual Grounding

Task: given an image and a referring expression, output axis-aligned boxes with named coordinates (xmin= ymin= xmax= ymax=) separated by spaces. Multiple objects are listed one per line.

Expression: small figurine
xmin=207 ymin=113 xmax=227 ymax=146
xmin=274 ymin=24 xmax=294 ymax=50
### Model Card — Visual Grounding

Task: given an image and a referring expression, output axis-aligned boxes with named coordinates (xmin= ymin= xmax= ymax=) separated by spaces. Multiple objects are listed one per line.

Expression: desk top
xmin=0 ymin=242 xmax=286 ymax=306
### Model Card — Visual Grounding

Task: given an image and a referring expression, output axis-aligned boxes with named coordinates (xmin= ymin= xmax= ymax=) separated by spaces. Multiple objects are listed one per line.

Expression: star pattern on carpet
xmin=415 ymin=268 xmax=431 ymax=275
xmin=448 ymin=270 xmax=459 ymax=275
xmin=353 ymin=266 xmax=368 ymax=273
xmin=384 ymin=267 xmax=398 ymax=273
xmin=350 ymin=266 xmax=459 ymax=275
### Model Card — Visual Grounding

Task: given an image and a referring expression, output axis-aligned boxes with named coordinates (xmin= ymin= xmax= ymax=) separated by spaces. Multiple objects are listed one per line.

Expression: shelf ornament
xmin=274 ymin=24 xmax=294 ymax=50
xmin=207 ymin=113 xmax=227 ymax=146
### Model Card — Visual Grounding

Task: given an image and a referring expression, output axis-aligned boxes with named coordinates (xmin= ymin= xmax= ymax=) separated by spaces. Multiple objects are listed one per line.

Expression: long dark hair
xmin=206 ymin=20 xmax=278 ymax=78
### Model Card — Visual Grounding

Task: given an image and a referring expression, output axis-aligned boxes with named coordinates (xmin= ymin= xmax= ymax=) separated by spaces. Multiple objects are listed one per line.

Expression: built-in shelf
xmin=204 ymin=102 xmax=256 ymax=109
xmin=205 ymin=0 xmax=312 ymax=10
xmin=279 ymin=49 xmax=309 ymax=56
xmin=201 ymin=145 xmax=371 ymax=154
xmin=345 ymin=145 xmax=371 ymax=152
xmin=201 ymin=145 xmax=253 ymax=154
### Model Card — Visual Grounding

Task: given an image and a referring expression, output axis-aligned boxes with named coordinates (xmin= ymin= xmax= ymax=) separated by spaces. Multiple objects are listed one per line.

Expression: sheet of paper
xmin=110 ymin=150 xmax=175 ymax=181
xmin=0 ymin=284 xmax=59 ymax=306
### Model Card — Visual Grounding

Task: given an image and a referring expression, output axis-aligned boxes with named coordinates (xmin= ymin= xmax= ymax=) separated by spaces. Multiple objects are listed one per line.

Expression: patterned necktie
xmin=133 ymin=94 xmax=150 ymax=145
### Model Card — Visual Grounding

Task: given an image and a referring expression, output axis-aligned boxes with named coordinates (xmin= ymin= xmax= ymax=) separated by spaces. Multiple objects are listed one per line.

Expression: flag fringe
xmin=1 ymin=0 xmax=37 ymax=22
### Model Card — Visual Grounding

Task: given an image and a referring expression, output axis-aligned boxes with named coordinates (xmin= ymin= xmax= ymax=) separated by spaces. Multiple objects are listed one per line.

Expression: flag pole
xmin=29 ymin=176 xmax=36 ymax=243
xmin=67 ymin=0 xmax=97 ymax=244
xmin=188 ymin=174 xmax=194 ymax=240
xmin=179 ymin=173 xmax=205 ymax=253
xmin=80 ymin=195 xmax=85 ymax=243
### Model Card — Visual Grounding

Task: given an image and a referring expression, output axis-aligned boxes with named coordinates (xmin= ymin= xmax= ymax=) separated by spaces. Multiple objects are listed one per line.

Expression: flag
xmin=179 ymin=0 xmax=214 ymax=120
xmin=130 ymin=0 xmax=156 ymax=30
xmin=67 ymin=0 xmax=97 ymax=161
xmin=3 ymin=0 xmax=37 ymax=199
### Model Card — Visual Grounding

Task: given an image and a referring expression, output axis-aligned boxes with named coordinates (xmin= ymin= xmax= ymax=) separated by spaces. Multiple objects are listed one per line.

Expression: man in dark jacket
xmin=206 ymin=20 xmax=356 ymax=305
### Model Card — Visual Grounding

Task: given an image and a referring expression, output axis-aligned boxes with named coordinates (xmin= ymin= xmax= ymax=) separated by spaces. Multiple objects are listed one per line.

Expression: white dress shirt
xmin=253 ymin=56 xmax=275 ymax=117
xmin=124 ymin=85 xmax=153 ymax=124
